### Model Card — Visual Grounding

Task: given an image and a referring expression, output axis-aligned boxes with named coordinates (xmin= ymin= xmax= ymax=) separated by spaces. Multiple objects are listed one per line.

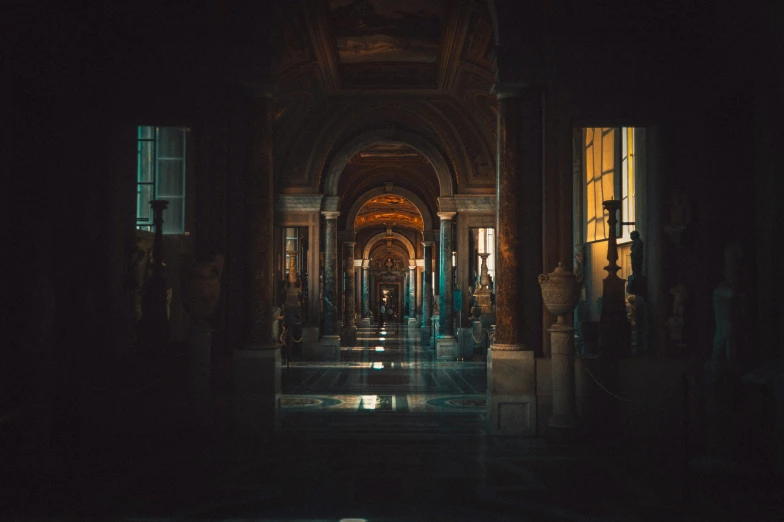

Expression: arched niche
xmin=345 ymin=185 xmax=433 ymax=234
xmin=323 ymin=128 xmax=455 ymax=198
xmin=362 ymin=231 xmax=416 ymax=261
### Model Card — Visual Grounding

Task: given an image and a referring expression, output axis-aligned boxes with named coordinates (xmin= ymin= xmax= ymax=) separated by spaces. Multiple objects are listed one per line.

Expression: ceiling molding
xmin=437 ymin=1 xmax=471 ymax=92
xmin=305 ymin=0 xmax=341 ymax=90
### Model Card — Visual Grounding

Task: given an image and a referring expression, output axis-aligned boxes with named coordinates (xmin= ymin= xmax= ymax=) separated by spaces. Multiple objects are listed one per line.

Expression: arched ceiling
xmin=274 ymin=0 xmax=495 ymax=91
xmin=355 ymin=194 xmax=423 ymax=231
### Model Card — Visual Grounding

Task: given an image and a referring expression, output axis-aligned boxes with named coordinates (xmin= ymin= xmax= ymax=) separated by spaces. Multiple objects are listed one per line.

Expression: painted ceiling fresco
xmin=329 ymin=0 xmax=445 ymax=63
xmin=355 ymin=194 xmax=424 ymax=230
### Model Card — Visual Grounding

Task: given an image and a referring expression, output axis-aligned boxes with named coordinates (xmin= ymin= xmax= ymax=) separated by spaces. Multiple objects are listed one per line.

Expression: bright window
xmin=476 ymin=227 xmax=495 ymax=285
xmin=136 ymin=126 xmax=188 ymax=234
xmin=584 ymin=127 xmax=636 ymax=243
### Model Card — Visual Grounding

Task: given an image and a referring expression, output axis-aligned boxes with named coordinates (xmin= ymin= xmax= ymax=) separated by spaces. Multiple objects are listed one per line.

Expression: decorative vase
xmin=538 ymin=262 xmax=582 ymax=326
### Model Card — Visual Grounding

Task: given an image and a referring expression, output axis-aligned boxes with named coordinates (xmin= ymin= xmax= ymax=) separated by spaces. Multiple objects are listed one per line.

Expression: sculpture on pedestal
xmin=473 ymin=253 xmax=494 ymax=313
xmin=626 ymin=230 xmax=647 ymax=296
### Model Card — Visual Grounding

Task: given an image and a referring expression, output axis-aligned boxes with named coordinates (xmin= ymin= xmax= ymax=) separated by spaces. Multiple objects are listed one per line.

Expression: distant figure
xmin=380 ymin=303 xmax=386 ymax=326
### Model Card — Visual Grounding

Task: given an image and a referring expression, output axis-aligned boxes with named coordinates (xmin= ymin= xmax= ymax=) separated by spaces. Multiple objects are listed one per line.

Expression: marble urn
xmin=538 ymin=262 xmax=582 ymax=325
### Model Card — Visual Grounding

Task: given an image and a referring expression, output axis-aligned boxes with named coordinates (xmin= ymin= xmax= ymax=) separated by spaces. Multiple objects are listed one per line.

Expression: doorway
xmin=379 ymin=283 xmax=401 ymax=321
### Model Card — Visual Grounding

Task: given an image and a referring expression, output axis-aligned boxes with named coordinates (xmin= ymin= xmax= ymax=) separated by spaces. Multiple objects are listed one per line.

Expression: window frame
xmin=136 ymin=125 xmax=189 ymax=235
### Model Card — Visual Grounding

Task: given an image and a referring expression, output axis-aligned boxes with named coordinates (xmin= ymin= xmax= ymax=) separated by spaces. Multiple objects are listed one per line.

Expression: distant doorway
xmin=379 ymin=283 xmax=401 ymax=321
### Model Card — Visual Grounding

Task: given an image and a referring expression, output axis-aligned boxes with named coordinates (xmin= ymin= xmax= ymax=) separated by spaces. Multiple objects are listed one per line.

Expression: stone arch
xmin=345 ymin=185 xmax=434 ymax=233
xmin=368 ymin=244 xmax=409 ymax=266
xmin=362 ymin=232 xmax=416 ymax=260
xmin=323 ymin=128 xmax=455 ymax=198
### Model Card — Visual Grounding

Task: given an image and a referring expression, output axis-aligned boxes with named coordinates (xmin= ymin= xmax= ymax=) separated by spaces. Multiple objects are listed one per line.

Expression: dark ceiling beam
xmin=304 ymin=0 xmax=341 ymax=90
xmin=437 ymin=0 xmax=472 ymax=92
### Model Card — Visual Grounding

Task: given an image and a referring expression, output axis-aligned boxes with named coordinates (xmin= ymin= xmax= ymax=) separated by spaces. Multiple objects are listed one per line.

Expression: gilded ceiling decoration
xmin=355 ymin=194 xmax=423 ymax=231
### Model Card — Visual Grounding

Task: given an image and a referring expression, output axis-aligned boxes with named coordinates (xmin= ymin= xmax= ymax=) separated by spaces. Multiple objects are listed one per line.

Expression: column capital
xmin=437 ymin=211 xmax=456 ymax=221
xmin=422 ymin=240 xmax=435 ymax=247
xmin=344 ymin=241 xmax=357 ymax=247
xmin=321 ymin=211 xmax=340 ymax=220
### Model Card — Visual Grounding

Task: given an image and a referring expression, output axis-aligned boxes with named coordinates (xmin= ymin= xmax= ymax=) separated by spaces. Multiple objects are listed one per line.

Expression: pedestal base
xmin=340 ymin=326 xmax=357 ymax=347
xmin=360 ymin=318 xmax=371 ymax=328
xmin=546 ymin=420 xmax=582 ymax=445
xmin=421 ymin=326 xmax=433 ymax=346
xmin=487 ymin=347 xmax=538 ymax=436
xmin=436 ymin=335 xmax=458 ymax=360
xmin=307 ymin=335 xmax=341 ymax=361
xmin=407 ymin=318 xmax=419 ymax=329
xmin=232 ymin=346 xmax=281 ymax=456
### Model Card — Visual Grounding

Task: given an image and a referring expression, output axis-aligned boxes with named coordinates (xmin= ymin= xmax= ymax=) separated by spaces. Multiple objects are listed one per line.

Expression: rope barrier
xmin=582 ymin=364 xmax=634 ymax=402
xmin=471 ymin=326 xmax=486 ymax=344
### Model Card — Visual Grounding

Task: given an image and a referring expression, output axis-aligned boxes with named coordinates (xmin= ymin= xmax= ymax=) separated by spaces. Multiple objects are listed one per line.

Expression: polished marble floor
xmin=9 ymin=323 xmax=778 ymax=521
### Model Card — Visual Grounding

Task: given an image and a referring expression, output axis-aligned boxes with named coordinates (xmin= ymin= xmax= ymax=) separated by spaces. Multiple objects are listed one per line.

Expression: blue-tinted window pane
xmin=137 ymin=184 xmax=153 ymax=222
xmin=157 ymin=127 xmax=184 ymax=158
xmin=157 ymin=159 xmax=184 ymax=197
xmin=162 ymin=197 xmax=184 ymax=234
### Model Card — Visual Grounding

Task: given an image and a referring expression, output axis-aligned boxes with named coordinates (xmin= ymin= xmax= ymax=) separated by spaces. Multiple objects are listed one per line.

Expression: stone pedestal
xmin=547 ymin=325 xmax=581 ymax=443
xmin=436 ymin=335 xmax=458 ymax=360
xmin=360 ymin=317 xmax=371 ymax=328
xmin=314 ymin=334 xmax=341 ymax=361
xmin=487 ymin=347 xmax=538 ymax=436
xmin=232 ymin=347 xmax=281 ymax=457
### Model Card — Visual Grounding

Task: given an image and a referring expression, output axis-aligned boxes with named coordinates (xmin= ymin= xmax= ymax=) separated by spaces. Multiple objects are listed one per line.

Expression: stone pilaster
xmin=361 ymin=263 xmax=370 ymax=327
xmin=408 ymin=264 xmax=417 ymax=327
xmin=488 ymin=83 xmax=542 ymax=436
xmin=247 ymin=91 xmax=275 ymax=347
xmin=321 ymin=211 xmax=340 ymax=340
xmin=342 ymin=241 xmax=357 ymax=346
xmin=436 ymin=212 xmax=458 ymax=359
xmin=421 ymin=241 xmax=434 ymax=344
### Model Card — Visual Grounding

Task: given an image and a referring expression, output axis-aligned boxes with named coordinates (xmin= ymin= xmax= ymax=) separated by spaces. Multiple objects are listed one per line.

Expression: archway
xmin=323 ymin=129 xmax=456 ymax=198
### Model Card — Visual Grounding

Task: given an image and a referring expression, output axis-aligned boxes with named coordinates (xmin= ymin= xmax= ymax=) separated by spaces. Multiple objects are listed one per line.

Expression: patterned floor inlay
xmin=406 ymin=394 xmax=487 ymax=413
xmin=280 ymin=395 xmax=361 ymax=411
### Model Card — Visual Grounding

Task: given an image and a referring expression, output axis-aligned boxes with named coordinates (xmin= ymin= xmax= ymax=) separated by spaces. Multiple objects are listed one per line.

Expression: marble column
xmin=487 ymin=84 xmax=542 ymax=436
xmin=436 ymin=212 xmax=458 ymax=359
xmin=361 ymin=264 xmax=370 ymax=327
xmin=342 ymin=242 xmax=357 ymax=345
xmin=321 ymin=212 xmax=340 ymax=345
xmin=421 ymin=241 xmax=434 ymax=344
xmin=247 ymin=91 xmax=275 ymax=348
xmin=408 ymin=264 xmax=417 ymax=327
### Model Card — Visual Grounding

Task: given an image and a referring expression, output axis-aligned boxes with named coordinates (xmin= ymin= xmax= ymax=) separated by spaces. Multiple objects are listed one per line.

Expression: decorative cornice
xmin=437 ymin=196 xmax=458 ymax=213
xmin=452 ymin=194 xmax=496 ymax=213
xmin=322 ymin=195 xmax=340 ymax=212
xmin=275 ymin=194 xmax=324 ymax=212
